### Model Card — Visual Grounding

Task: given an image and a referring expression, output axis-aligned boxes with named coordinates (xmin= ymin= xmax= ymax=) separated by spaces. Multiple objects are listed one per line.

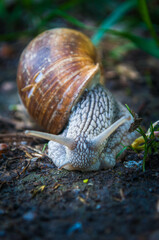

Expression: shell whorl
xmin=17 ymin=28 xmax=103 ymax=134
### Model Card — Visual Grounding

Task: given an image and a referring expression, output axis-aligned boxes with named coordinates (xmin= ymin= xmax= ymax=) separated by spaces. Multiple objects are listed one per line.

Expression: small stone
xmin=23 ymin=211 xmax=35 ymax=221
xmin=96 ymin=204 xmax=101 ymax=210
xmin=124 ymin=160 xmax=142 ymax=169
xmin=67 ymin=222 xmax=83 ymax=235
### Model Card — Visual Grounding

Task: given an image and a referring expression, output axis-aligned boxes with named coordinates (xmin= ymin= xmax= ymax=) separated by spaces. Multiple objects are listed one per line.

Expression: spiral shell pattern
xmin=17 ymin=28 xmax=102 ymax=134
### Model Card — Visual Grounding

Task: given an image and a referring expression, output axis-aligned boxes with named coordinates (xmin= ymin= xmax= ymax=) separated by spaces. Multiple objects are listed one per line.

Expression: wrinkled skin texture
xmin=48 ymin=85 xmax=137 ymax=171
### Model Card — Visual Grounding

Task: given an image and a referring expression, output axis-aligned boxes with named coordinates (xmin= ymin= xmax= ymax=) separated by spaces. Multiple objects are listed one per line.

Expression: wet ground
xmin=0 ymin=38 xmax=159 ymax=240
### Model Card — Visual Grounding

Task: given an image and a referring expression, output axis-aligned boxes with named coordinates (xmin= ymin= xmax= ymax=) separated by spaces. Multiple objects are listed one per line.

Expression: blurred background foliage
xmin=0 ymin=0 xmax=159 ymax=58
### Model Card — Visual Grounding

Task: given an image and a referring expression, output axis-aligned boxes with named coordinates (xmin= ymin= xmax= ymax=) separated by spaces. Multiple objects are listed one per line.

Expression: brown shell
xmin=17 ymin=28 xmax=102 ymax=134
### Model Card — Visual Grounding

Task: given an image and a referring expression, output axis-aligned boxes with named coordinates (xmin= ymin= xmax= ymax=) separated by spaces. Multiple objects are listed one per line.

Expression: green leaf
xmin=109 ymin=29 xmax=159 ymax=58
xmin=91 ymin=0 xmax=137 ymax=45
xmin=138 ymin=0 xmax=159 ymax=45
xmin=0 ymin=0 xmax=8 ymax=19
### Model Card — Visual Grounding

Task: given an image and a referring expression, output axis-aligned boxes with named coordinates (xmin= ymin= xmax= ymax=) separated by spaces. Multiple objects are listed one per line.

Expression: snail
xmin=17 ymin=28 xmax=138 ymax=171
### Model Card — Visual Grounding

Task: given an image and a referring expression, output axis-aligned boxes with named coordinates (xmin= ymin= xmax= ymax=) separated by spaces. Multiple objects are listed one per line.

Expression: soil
xmin=0 ymin=37 xmax=159 ymax=240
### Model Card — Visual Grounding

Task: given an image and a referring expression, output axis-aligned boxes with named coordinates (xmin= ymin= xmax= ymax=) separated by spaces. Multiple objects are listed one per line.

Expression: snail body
xmin=17 ymin=28 xmax=137 ymax=171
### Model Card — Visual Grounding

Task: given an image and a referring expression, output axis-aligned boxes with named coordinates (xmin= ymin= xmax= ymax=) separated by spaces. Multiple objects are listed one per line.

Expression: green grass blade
xmin=35 ymin=8 xmax=90 ymax=31
xmin=42 ymin=143 xmax=48 ymax=153
xmin=91 ymin=0 xmax=137 ymax=45
xmin=138 ymin=0 xmax=159 ymax=45
xmin=54 ymin=9 xmax=89 ymax=29
xmin=60 ymin=0 xmax=85 ymax=11
xmin=116 ymin=146 xmax=128 ymax=159
xmin=0 ymin=0 xmax=8 ymax=19
xmin=109 ymin=29 xmax=159 ymax=58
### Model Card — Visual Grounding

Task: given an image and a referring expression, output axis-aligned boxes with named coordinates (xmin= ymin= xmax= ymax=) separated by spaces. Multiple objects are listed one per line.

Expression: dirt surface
xmin=0 ymin=38 xmax=159 ymax=240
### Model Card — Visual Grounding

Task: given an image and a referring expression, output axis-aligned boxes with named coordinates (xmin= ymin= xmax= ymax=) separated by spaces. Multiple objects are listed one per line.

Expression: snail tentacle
xmin=91 ymin=116 xmax=131 ymax=149
xmin=25 ymin=130 xmax=76 ymax=150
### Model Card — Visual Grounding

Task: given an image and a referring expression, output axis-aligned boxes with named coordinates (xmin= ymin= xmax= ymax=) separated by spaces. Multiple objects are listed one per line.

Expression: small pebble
xmin=88 ymin=182 xmax=93 ymax=186
xmin=23 ymin=211 xmax=35 ymax=221
xmin=67 ymin=222 xmax=83 ymax=235
xmin=124 ymin=160 xmax=142 ymax=169
xmin=96 ymin=204 xmax=101 ymax=210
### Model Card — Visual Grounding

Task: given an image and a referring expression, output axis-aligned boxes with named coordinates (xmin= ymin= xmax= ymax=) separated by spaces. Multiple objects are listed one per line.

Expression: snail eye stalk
xmin=91 ymin=116 xmax=131 ymax=149
xmin=25 ymin=130 xmax=76 ymax=150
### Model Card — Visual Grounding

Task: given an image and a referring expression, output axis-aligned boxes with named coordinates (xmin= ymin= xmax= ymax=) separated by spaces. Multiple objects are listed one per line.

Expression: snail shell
xmin=17 ymin=28 xmax=103 ymax=134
